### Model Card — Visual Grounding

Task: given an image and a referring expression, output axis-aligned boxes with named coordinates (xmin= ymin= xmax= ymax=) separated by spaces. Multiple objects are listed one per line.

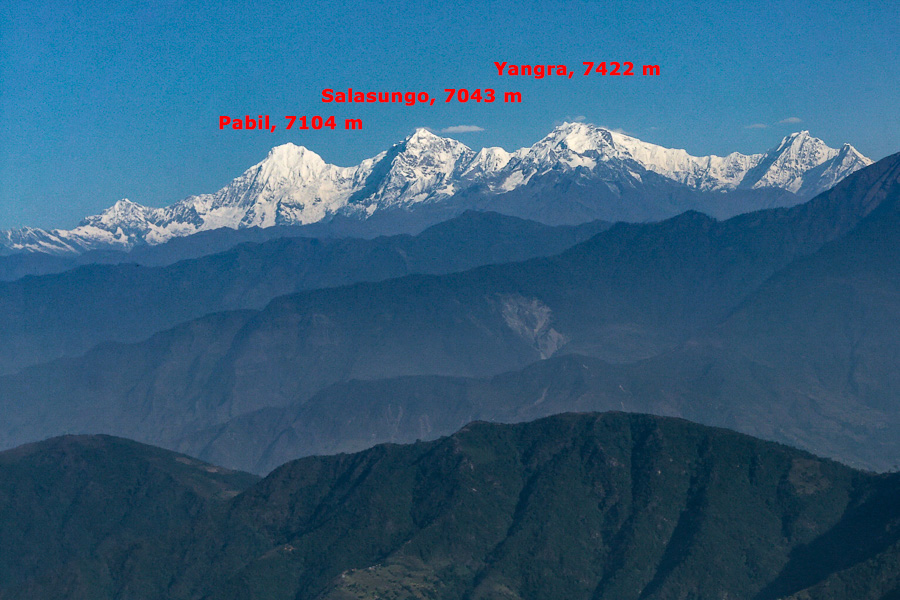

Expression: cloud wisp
xmin=438 ymin=125 xmax=485 ymax=133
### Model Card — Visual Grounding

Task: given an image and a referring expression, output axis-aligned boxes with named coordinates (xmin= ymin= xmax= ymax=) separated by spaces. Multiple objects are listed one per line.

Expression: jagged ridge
xmin=2 ymin=124 xmax=871 ymax=254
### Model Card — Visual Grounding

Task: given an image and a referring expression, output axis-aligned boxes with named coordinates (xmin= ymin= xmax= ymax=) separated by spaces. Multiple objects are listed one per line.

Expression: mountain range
xmin=0 ymin=151 xmax=896 ymax=472
xmin=4 ymin=413 xmax=900 ymax=599
xmin=185 ymin=150 xmax=900 ymax=474
xmin=1 ymin=124 xmax=870 ymax=254
xmin=2 ymin=124 xmax=899 ymax=597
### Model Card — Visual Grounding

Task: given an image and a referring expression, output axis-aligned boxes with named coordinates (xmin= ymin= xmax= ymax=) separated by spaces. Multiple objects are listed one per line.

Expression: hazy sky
xmin=1 ymin=0 xmax=897 ymax=230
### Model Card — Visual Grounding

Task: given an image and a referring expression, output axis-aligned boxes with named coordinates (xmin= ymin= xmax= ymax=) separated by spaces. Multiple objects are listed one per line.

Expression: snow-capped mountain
xmin=738 ymin=130 xmax=871 ymax=197
xmin=351 ymin=128 xmax=477 ymax=211
xmin=1 ymin=124 xmax=872 ymax=254
xmin=502 ymin=123 xmax=870 ymax=196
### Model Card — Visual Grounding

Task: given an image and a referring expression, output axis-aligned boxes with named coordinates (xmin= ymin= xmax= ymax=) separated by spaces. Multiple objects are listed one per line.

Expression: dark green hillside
xmin=0 ymin=436 xmax=258 ymax=600
xmin=6 ymin=413 xmax=900 ymax=599
xmin=174 ymin=413 xmax=900 ymax=599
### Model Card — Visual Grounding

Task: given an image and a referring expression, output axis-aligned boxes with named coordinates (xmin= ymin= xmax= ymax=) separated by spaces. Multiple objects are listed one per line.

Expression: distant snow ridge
xmin=1 ymin=123 xmax=872 ymax=254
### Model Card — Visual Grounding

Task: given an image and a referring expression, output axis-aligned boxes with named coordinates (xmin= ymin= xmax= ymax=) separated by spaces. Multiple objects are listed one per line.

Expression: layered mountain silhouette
xmin=1 ymin=124 xmax=870 ymax=254
xmin=2 ymin=112 xmax=899 ymax=598
xmin=0 ymin=211 xmax=609 ymax=374
xmin=179 ymin=151 xmax=900 ymax=473
xmin=3 ymin=413 xmax=900 ymax=599
xmin=0 ymin=152 xmax=896 ymax=471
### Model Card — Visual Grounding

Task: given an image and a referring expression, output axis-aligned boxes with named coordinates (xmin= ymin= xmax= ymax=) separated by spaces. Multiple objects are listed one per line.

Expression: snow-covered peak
xmin=774 ymin=131 xmax=836 ymax=166
xmin=264 ymin=142 xmax=326 ymax=166
xmin=513 ymin=123 xmax=621 ymax=171
xmin=543 ymin=122 xmax=618 ymax=151
xmin=400 ymin=128 xmax=472 ymax=157
xmin=406 ymin=127 xmax=445 ymax=145
xmin=79 ymin=198 xmax=159 ymax=231
xmin=740 ymin=131 xmax=870 ymax=194
xmin=251 ymin=143 xmax=335 ymax=185
xmin=109 ymin=198 xmax=143 ymax=212
xmin=774 ymin=130 xmax=815 ymax=151
xmin=836 ymin=143 xmax=869 ymax=163
xmin=359 ymin=130 xmax=476 ymax=209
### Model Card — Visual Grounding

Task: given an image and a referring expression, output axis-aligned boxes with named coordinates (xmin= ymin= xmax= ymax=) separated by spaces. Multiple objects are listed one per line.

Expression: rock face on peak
xmin=1 ymin=124 xmax=872 ymax=254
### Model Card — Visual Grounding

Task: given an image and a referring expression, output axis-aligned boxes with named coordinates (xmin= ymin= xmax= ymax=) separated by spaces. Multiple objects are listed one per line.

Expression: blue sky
xmin=1 ymin=0 xmax=897 ymax=230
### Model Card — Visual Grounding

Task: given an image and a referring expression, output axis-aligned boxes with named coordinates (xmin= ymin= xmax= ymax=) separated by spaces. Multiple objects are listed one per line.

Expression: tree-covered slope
xmin=3 ymin=413 xmax=900 ymax=599
xmin=0 ymin=435 xmax=257 ymax=599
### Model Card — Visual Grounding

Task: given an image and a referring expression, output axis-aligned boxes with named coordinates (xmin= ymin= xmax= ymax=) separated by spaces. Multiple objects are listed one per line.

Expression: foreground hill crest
xmin=3 ymin=412 xmax=900 ymax=599
xmin=1 ymin=123 xmax=871 ymax=254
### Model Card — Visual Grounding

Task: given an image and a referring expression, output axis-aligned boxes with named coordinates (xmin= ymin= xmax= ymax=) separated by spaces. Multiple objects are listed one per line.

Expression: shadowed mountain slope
xmin=3 ymin=414 xmax=900 ymax=599
xmin=0 ymin=211 xmax=608 ymax=375
xmin=0 ymin=435 xmax=257 ymax=599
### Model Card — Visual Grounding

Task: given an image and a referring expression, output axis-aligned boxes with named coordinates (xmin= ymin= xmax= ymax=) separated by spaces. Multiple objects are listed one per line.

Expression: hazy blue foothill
xmin=0 ymin=152 xmax=897 ymax=474
xmin=0 ymin=211 xmax=609 ymax=375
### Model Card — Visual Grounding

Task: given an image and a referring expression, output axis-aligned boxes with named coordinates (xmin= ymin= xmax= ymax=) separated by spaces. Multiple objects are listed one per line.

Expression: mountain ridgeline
xmin=3 ymin=413 xmax=900 ymax=599
xmin=1 ymin=124 xmax=870 ymax=255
